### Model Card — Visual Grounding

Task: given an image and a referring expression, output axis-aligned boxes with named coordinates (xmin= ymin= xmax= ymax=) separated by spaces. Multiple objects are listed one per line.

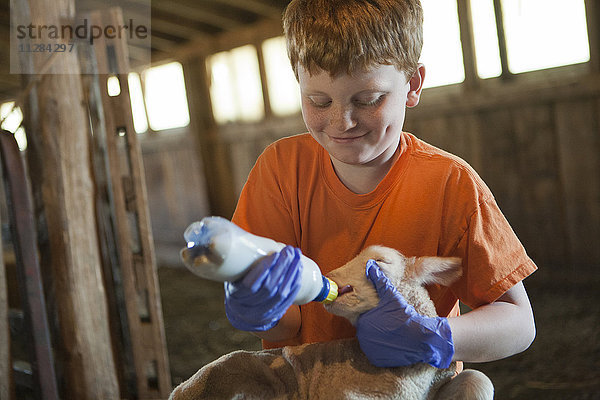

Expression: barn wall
xmin=139 ymin=129 xmax=211 ymax=265
xmin=141 ymin=65 xmax=600 ymax=275
xmin=404 ymin=70 xmax=600 ymax=273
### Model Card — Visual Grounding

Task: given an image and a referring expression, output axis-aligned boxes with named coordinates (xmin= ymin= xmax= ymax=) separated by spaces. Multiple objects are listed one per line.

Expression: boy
xmin=225 ymin=0 xmax=536 ymax=372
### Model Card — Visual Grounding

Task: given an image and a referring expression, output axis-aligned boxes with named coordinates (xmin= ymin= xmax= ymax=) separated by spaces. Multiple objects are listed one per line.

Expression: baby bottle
xmin=180 ymin=216 xmax=338 ymax=305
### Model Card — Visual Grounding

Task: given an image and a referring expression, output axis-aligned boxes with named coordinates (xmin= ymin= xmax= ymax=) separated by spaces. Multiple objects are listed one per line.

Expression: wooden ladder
xmin=79 ymin=8 xmax=171 ymax=399
xmin=0 ymin=129 xmax=59 ymax=400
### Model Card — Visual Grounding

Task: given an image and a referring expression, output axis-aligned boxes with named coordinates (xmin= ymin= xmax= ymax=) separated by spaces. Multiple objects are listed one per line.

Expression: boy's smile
xmin=298 ymin=64 xmax=424 ymax=192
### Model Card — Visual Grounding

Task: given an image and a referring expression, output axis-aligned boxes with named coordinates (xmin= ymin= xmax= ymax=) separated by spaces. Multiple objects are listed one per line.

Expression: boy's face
xmin=298 ymin=64 xmax=423 ymax=169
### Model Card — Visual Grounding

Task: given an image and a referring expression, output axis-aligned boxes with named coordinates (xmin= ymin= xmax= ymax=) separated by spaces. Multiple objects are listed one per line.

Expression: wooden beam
xmin=15 ymin=0 xmax=120 ymax=398
xmin=151 ymin=0 xmax=240 ymax=31
xmin=151 ymin=15 xmax=208 ymax=40
xmin=182 ymin=55 xmax=237 ymax=217
xmin=0 ymin=204 xmax=10 ymax=400
xmin=161 ymin=17 xmax=282 ymax=63
xmin=456 ymin=0 xmax=478 ymax=90
xmin=585 ymin=0 xmax=600 ymax=73
xmin=83 ymin=9 xmax=172 ymax=398
xmin=210 ymin=0 xmax=283 ymax=18
xmin=492 ymin=0 xmax=513 ymax=80
xmin=150 ymin=34 xmax=183 ymax=53
xmin=255 ymin=40 xmax=272 ymax=119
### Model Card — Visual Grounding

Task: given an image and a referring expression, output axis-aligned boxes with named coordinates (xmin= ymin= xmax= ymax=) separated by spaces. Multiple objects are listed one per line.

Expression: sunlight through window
xmin=0 ymin=102 xmax=27 ymax=151
xmin=208 ymin=45 xmax=264 ymax=124
xmin=470 ymin=0 xmax=502 ymax=79
xmin=501 ymin=0 xmax=590 ymax=74
xmin=128 ymin=73 xmax=149 ymax=133
xmin=420 ymin=0 xmax=465 ymax=88
xmin=107 ymin=75 xmax=121 ymax=97
xmin=262 ymin=36 xmax=301 ymax=117
xmin=143 ymin=62 xmax=190 ymax=131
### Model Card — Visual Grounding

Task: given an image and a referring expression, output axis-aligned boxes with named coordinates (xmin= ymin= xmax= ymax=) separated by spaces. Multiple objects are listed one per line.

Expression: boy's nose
xmin=329 ymin=105 xmax=357 ymax=132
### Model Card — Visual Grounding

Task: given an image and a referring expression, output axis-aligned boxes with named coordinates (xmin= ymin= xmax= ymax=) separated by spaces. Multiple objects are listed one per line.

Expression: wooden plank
xmin=165 ymin=17 xmax=283 ymax=63
xmin=0 ymin=186 xmax=10 ymax=400
xmin=167 ymin=147 xmax=211 ymax=231
xmin=182 ymin=55 xmax=237 ymax=218
xmin=554 ymin=99 xmax=600 ymax=268
xmin=87 ymin=8 xmax=172 ymax=398
xmin=477 ymin=109 xmax=525 ymax=237
xmin=230 ymin=140 xmax=257 ymax=198
xmin=80 ymin=61 xmax=138 ymax=399
xmin=492 ymin=0 xmax=513 ymax=80
xmin=412 ymin=115 xmax=448 ymax=150
xmin=585 ymin=0 xmax=600 ymax=73
xmin=456 ymin=0 xmax=478 ymax=90
xmin=446 ymin=113 xmax=483 ymax=173
xmin=0 ymin=130 xmax=60 ymax=400
xmin=16 ymin=0 xmax=121 ymax=398
xmin=410 ymin=65 xmax=598 ymax=119
xmin=512 ymin=105 xmax=568 ymax=269
xmin=210 ymin=0 xmax=283 ymax=18
xmin=151 ymin=0 xmax=240 ymax=31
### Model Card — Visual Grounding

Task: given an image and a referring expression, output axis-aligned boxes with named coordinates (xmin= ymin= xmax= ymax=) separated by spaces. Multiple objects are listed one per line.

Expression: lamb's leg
xmin=433 ymin=369 xmax=494 ymax=400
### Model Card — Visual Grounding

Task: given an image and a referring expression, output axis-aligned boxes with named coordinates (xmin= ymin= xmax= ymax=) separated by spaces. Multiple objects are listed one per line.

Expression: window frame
xmin=200 ymin=0 xmax=599 ymax=125
xmin=458 ymin=0 xmax=598 ymax=87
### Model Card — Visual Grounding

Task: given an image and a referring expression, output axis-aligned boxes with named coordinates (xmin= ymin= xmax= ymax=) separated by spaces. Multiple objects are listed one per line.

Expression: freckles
xmin=303 ymin=110 xmax=327 ymax=131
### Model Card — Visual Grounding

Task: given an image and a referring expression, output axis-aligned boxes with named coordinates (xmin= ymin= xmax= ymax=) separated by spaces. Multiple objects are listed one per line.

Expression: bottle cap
xmin=314 ymin=276 xmax=338 ymax=304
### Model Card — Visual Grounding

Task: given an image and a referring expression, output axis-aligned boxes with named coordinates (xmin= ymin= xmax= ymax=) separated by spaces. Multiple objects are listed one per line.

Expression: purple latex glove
xmin=356 ymin=260 xmax=454 ymax=369
xmin=224 ymin=245 xmax=302 ymax=332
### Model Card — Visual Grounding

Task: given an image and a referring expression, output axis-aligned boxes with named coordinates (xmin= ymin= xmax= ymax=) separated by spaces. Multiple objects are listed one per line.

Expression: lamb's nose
xmin=338 ymin=285 xmax=353 ymax=296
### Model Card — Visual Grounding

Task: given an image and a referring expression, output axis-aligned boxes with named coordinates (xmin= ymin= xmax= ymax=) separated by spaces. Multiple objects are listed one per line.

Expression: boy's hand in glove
xmin=225 ymin=245 xmax=302 ymax=332
xmin=356 ymin=260 xmax=454 ymax=369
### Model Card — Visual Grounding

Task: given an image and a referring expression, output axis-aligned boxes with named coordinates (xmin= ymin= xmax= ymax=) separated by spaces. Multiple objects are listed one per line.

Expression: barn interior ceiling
xmin=0 ymin=0 xmax=291 ymax=101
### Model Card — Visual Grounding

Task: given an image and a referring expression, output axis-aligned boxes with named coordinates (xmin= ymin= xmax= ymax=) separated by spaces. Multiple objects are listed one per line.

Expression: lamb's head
xmin=324 ymin=245 xmax=462 ymax=325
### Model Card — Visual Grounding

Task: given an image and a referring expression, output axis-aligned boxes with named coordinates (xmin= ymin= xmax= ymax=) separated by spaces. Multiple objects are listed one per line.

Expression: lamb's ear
xmin=408 ymin=256 xmax=463 ymax=286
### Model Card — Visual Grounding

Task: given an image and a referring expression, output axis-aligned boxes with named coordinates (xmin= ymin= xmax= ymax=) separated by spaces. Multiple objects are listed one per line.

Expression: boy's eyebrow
xmin=302 ymin=89 xmax=388 ymax=97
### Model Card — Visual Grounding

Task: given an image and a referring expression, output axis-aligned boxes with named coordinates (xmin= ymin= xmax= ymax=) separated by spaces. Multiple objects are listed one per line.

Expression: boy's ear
xmin=406 ymin=63 xmax=425 ymax=108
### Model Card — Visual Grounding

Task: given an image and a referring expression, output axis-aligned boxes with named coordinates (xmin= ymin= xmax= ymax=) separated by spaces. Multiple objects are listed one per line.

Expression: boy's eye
xmin=308 ymin=97 xmax=332 ymax=107
xmin=355 ymin=94 xmax=385 ymax=106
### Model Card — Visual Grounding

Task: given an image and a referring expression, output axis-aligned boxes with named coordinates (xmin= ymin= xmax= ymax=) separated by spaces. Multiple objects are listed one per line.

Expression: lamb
xmin=169 ymin=245 xmax=494 ymax=400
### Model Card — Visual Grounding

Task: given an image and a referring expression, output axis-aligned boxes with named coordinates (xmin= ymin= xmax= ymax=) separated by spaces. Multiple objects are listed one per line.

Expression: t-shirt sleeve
xmin=231 ymin=144 xmax=299 ymax=247
xmin=451 ymin=196 xmax=537 ymax=309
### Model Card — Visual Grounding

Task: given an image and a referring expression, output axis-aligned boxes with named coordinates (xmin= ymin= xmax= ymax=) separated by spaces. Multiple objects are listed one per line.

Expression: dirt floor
xmin=158 ymin=261 xmax=600 ymax=399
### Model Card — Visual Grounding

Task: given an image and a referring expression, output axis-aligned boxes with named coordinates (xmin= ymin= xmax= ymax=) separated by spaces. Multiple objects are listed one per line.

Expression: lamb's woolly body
xmin=171 ymin=339 xmax=454 ymax=400
xmin=170 ymin=245 xmax=493 ymax=400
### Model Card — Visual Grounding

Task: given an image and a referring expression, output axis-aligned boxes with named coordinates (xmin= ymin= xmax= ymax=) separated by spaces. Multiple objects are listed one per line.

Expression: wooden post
xmin=182 ymin=55 xmax=238 ymax=218
xmin=82 ymin=8 xmax=172 ymax=398
xmin=585 ymin=0 xmax=600 ymax=73
xmin=492 ymin=0 xmax=513 ymax=80
xmin=456 ymin=0 xmax=478 ymax=90
xmin=0 ymin=202 xmax=9 ymax=400
xmin=16 ymin=0 xmax=120 ymax=398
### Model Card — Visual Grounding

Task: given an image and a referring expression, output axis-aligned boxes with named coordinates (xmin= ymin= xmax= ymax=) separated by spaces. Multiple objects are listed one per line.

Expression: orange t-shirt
xmin=232 ymin=132 xmax=537 ymax=349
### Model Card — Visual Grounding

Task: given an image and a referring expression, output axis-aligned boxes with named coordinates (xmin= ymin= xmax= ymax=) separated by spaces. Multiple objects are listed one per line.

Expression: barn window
xmin=470 ymin=0 xmax=590 ymax=78
xmin=107 ymin=76 xmax=121 ymax=97
xmin=207 ymin=45 xmax=265 ymax=124
xmin=143 ymin=61 xmax=191 ymax=131
xmin=128 ymin=73 xmax=149 ymax=134
xmin=262 ymin=36 xmax=301 ymax=116
xmin=499 ymin=0 xmax=590 ymax=74
xmin=0 ymin=102 xmax=27 ymax=151
xmin=420 ymin=0 xmax=465 ymax=88
xmin=470 ymin=0 xmax=503 ymax=78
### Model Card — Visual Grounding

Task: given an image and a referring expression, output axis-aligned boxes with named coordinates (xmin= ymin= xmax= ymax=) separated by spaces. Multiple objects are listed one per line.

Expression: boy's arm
xmin=356 ymin=263 xmax=535 ymax=368
xmin=448 ymin=281 xmax=536 ymax=363
xmin=252 ymin=305 xmax=302 ymax=342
